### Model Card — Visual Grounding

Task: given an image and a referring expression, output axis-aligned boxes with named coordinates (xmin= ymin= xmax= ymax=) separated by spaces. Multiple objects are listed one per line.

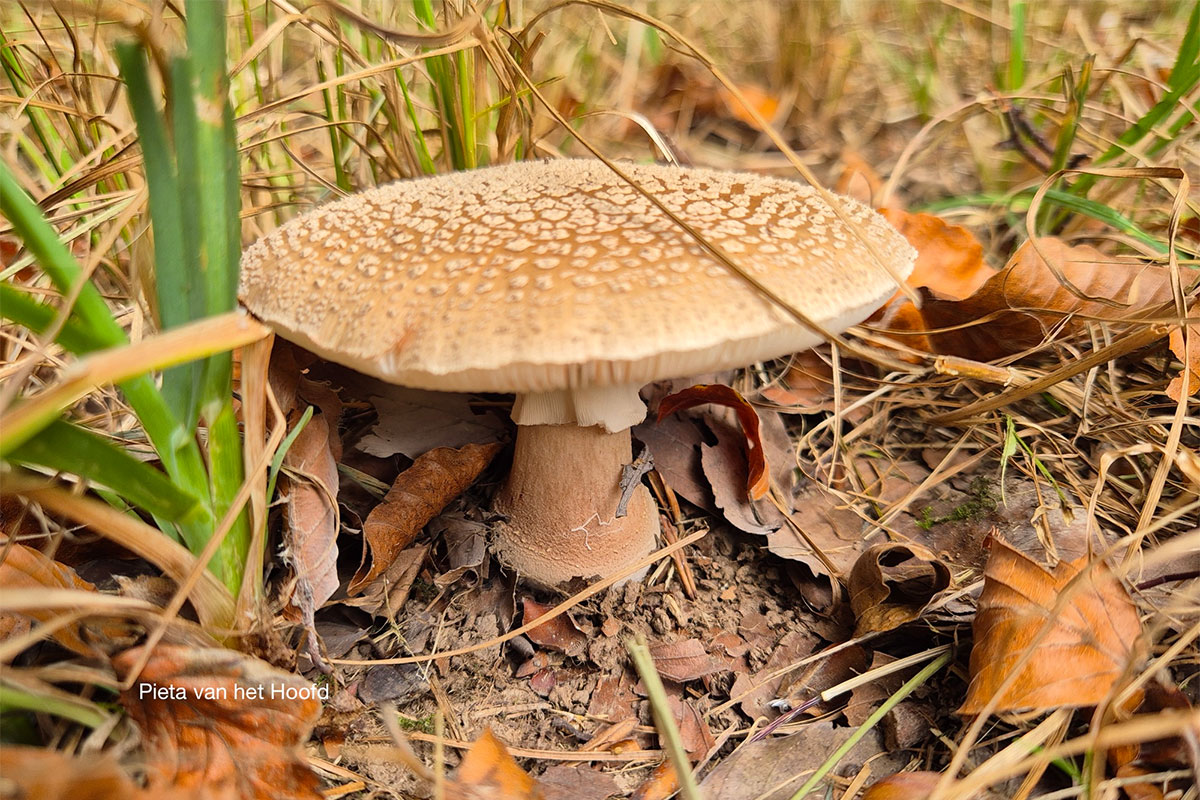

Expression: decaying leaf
xmin=861 ymin=772 xmax=947 ymax=800
xmin=349 ymin=442 xmax=501 ymax=595
xmin=648 ymin=638 xmax=722 ymax=683
xmin=849 ymin=543 xmax=951 ymax=636
xmin=0 ymin=746 xmax=136 ymax=800
xmin=1166 ymin=322 xmax=1199 ymax=401
xmin=538 ymin=764 xmax=619 ymax=800
xmin=959 ymin=535 xmax=1143 ymax=715
xmin=778 ymin=643 xmax=871 ymax=715
xmin=630 ymin=760 xmax=679 ymax=800
xmin=759 ymin=349 xmax=836 ymax=411
xmin=281 ymin=412 xmax=341 ymax=626
xmin=879 ymin=236 xmax=1178 ymax=360
xmin=522 ymin=597 xmax=587 ymax=658
xmin=658 ymin=384 xmax=769 ymax=501
xmin=668 ymin=695 xmax=715 ymax=760
xmin=879 ymin=208 xmax=993 ymax=301
xmin=0 ymin=539 xmax=126 ymax=656
xmin=358 ymin=389 xmax=504 ymax=459
xmin=449 ymin=728 xmax=542 ymax=800
xmin=114 ymin=645 xmax=323 ymax=799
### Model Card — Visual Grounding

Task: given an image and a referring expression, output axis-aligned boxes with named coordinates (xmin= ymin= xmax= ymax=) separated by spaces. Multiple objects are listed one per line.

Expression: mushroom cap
xmin=240 ymin=159 xmax=916 ymax=393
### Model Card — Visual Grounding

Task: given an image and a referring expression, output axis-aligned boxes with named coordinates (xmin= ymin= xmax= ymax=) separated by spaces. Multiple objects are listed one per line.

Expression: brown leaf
xmin=779 ymin=644 xmax=871 ymax=715
xmin=880 ymin=237 xmax=1178 ymax=360
xmin=0 ymin=539 xmax=122 ymax=656
xmin=630 ymin=760 xmax=678 ymax=800
xmin=358 ymin=388 xmax=504 ymax=459
xmin=349 ymin=442 xmax=501 ymax=595
xmin=1167 ymin=322 xmax=1199 ymax=401
xmin=861 ymin=772 xmax=946 ymax=800
xmin=959 ymin=535 xmax=1143 ymax=714
xmin=649 ymin=639 xmax=722 ymax=683
xmin=759 ymin=349 xmax=835 ymax=410
xmin=658 ymin=384 xmax=769 ymax=501
xmin=522 ymin=597 xmax=587 ymax=658
xmin=449 ymin=728 xmax=542 ymax=800
xmin=539 ymin=764 xmax=619 ymax=800
xmin=668 ymin=695 xmax=715 ymax=760
xmin=114 ymin=645 xmax=323 ymax=799
xmin=281 ymin=412 xmax=341 ymax=618
xmin=0 ymin=746 xmax=136 ymax=800
xmin=879 ymin=209 xmax=993 ymax=301
xmin=345 ymin=544 xmax=429 ymax=619
xmin=849 ymin=543 xmax=951 ymax=636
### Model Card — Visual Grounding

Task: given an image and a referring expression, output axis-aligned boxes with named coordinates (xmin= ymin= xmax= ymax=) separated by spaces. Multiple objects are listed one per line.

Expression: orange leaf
xmin=849 ymin=543 xmax=950 ymax=636
xmin=522 ymin=597 xmax=587 ymax=657
xmin=1166 ymin=322 xmax=1199 ymax=401
xmin=0 ymin=539 xmax=117 ymax=656
xmin=958 ymin=535 xmax=1143 ymax=715
xmin=880 ymin=208 xmax=993 ymax=300
xmin=861 ymin=772 xmax=948 ymax=800
xmin=0 ymin=746 xmax=136 ymax=800
xmin=114 ymin=645 xmax=324 ymax=799
xmin=879 ymin=236 xmax=1177 ymax=360
xmin=657 ymin=385 xmax=768 ymax=500
xmin=631 ymin=760 xmax=679 ymax=800
xmin=450 ymin=728 xmax=543 ymax=800
xmin=349 ymin=441 xmax=501 ymax=594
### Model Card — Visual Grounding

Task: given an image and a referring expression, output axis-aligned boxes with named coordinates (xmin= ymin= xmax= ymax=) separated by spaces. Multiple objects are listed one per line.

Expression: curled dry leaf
xmin=658 ymin=384 xmax=769 ymax=501
xmin=959 ymin=535 xmax=1143 ymax=715
xmin=0 ymin=539 xmax=127 ymax=656
xmin=114 ymin=645 xmax=323 ymax=800
xmin=879 ymin=236 xmax=1178 ymax=360
xmin=349 ymin=441 xmax=501 ymax=595
xmin=849 ymin=543 xmax=951 ymax=636
xmin=879 ymin=208 xmax=993 ymax=301
xmin=448 ymin=728 xmax=542 ymax=800
xmin=1166 ymin=322 xmax=1199 ymax=401
xmin=281 ymin=412 xmax=341 ymax=624
xmin=0 ymin=746 xmax=136 ymax=800
xmin=521 ymin=597 xmax=587 ymax=658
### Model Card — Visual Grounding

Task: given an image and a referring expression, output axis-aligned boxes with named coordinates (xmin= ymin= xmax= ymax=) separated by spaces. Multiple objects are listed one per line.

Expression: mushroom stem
xmin=492 ymin=423 xmax=658 ymax=588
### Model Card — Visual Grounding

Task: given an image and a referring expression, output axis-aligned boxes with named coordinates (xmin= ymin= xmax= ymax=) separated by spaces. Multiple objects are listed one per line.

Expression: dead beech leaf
xmin=658 ymin=384 xmax=768 ymax=500
xmin=281 ymin=411 xmax=340 ymax=620
xmin=522 ymin=597 xmax=587 ymax=658
xmin=358 ymin=389 xmax=504 ymax=459
xmin=849 ymin=543 xmax=951 ymax=636
xmin=0 ymin=746 xmax=136 ymax=800
xmin=539 ymin=764 xmax=619 ymax=800
xmin=668 ymin=695 xmax=715 ymax=760
xmin=349 ymin=441 xmax=501 ymax=595
xmin=631 ymin=760 xmax=679 ymax=800
xmin=1166 ymin=323 xmax=1199 ymax=401
xmin=959 ymin=535 xmax=1143 ymax=715
xmin=114 ymin=645 xmax=322 ymax=799
xmin=861 ymin=772 xmax=947 ymax=800
xmin=879 ymin=237 xmax=1178 ymax=360
xmin=449 ymin=728 xmax=542 ymax=800
xmin=880 ymin=208 xmax=993 ymax=301
xmin=0 ymin=539 xmax=123 ymax=656
xmin=759 ymin=349 xmax=835 ymax=410
xmin=649 ymin=638 xmax=722 ymax=683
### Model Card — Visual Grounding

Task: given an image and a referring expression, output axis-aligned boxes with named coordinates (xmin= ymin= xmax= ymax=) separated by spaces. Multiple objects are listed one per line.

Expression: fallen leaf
xmin=698 ymin=720 xmax=890 ymax=799
xmin=778 ymin=644 xmax=871 ymax=715
xmin=701 ymin=422 xmax=778 ymax=535
xmin=668 ymin=695 xmax=715 ymax=760
xmin=764 ymin=483 xmax=863 ymax=577
xmin=0 ymin=539 xmax=126 ymax=656
xmin=358 ymin=389 xmax=504 ymax=459
xmin=849 ymin=543 xmax=951 ymax=636
xmin=630 ymin=760 xmax=679 ymax=800
xmin=759 ymin=349 xmax=836 ymax=411
xmin=585 ymin=717 xmax=639 ymax=753
xmin=538 ymin=764 xmax=619 ymax=800
xmin=357 ymin=663 xmax=428 ymax=705
xmin=522 ymin=597 xmax=587 ymax=658
xmin=280 ymin=411 xmax=341 ymax=623
xmin=658 ymin=384 xmax=769 ymax=501
xmin=432 ymin=514 xmax=488 ymax=587
xmin=879 ymin=209 xmax=993 ymax=301
xmin=345 ymin=544 xmax=428 ymax=619
xmin=959 ymin=535 xmax=1143 ymax=714
xmin=1166 ymin=322 xmax=1199 ymax=401
xmin=861 ymin=772 xmax=945 ymax=800
xmin=449 ymin=728 xmax=542 ymax=800
xmin=634 ymin=412 xmax=713 ymax=515
xmin=114 ymin=645 xmax=323 ymax=799
xmin=0 ymin=746 xmax=137 ymax=800
xmin=879 ymin=237 xmax=1178 ymax=360
xmin=649 ymin=639 xmax=722 ymax=683
xmin=587 ymin=672 xmax=639 ymax=723
xmin=349 ymin=442 xmax=501 ymax=594
xmin=529 ymin=668 xmax=557 ymax=697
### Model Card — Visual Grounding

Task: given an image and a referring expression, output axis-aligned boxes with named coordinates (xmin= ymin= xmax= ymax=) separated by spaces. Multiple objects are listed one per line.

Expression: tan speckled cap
xmin=240 ymin=159 xmax=915 ymax=425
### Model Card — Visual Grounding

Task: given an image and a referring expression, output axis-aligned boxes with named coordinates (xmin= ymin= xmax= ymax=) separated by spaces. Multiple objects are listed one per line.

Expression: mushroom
xmin=239 ymin=159 xmax=916 ymax=588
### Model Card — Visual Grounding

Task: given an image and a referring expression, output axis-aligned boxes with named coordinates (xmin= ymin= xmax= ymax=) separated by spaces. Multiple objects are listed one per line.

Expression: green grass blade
xmin=8 ymin=419 xmax=206 ymax=525
xmin=1007 ymin=0 xmax=1027 ymax=91
xmin=0 ymin=283 xmax=103 ymax=355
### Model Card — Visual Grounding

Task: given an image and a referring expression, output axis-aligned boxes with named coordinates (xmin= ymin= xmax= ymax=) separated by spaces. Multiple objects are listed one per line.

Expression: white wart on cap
xmin=240 ymin=159 xmax=916 ymax=588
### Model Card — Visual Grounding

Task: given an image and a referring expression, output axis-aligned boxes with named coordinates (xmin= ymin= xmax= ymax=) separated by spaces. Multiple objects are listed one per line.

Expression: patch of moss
xmin=915 ymin=476 xmax=998 ymax=530
xmin=396 ymin=714 xmax=436 ymax=734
